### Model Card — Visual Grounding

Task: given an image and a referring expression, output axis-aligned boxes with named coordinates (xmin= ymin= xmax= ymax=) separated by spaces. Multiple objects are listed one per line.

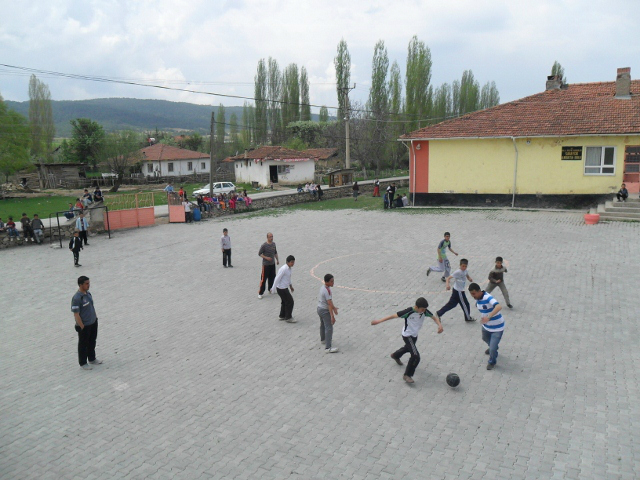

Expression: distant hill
xmin=4 ymin=98 xmax=320 ymax=138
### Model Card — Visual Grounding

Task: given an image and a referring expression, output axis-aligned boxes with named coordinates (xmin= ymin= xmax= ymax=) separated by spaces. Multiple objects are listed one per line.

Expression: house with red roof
xmin=223 ymin=146 xmax=317 ymax=186
xmin=139 ymin=143 xmax=210 ymax=178
xmin=400 ymin=67 xmax=640 ymax=208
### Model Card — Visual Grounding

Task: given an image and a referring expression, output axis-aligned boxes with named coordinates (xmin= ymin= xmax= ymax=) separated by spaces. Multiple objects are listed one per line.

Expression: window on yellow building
xmin=584 ymin=147 xmax=615 ymax=175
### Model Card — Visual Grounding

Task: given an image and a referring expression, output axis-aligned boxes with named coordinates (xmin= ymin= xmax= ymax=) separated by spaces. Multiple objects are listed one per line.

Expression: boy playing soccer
xmin=485 ymin=256 xmax=513 ymax=308
xmin=371 ymin=297 xmax=443 ymax=384
xmin=469 ymin=283 xmax=505 ymax=370
xmin=436 ymin=258 xmax=475 ymax=322
xmin=427 ymin=232 xmax=458 ymax=282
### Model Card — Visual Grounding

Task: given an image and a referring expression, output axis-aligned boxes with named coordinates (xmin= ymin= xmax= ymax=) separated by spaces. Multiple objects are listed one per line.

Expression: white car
xmin=192 ymin=182 xmax=237 ymax=197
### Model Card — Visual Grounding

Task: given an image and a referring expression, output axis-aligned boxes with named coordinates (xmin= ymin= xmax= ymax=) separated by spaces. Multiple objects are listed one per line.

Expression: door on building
xmin=623 ymin=146 xmax=640 ymax=193
xmin=269 ymin=166 xmax=278 ymax=184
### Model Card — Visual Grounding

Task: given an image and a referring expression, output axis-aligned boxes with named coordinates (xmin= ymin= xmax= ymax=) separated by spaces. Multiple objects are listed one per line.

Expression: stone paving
xmin=1 ymin=207 xmax=639 ymax=480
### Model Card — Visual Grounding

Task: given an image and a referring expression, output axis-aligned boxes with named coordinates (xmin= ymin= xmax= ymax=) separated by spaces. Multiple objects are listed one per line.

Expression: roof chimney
xmin=546 ymin=75 xmax=563 ymax=91
xmin=615 ymin=67 xmax=631 ymax=99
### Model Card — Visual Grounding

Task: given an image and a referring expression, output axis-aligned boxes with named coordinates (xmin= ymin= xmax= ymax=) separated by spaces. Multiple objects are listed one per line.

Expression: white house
xmin=224 ymin=146 xmax=317 ymax=186
xmin=139 ymin=144 xmax=210 ymax=177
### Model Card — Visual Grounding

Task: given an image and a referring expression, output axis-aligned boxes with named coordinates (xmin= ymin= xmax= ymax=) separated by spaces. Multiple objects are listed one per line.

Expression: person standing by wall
xmin=71 ymin=276 xmax=103 ymax=370
xmin=75 ymin=212 xmax=90 ymax=246
xmin=258 ymin=232 xmax=279 ymax=299
xmin=373 ymin=178 xmax=380 ymax=197
xmin=31 ymin=214 xmax=44 ymax=244
xmin=272 ymin=255 xmax=296 ymax=323
xmin=352 ymin=181 xmax=360 ymax=201
xmin=386 ymin=183 xmax=396 ymax=208
xmin=221 ymin=228 xmax=233 ymax=268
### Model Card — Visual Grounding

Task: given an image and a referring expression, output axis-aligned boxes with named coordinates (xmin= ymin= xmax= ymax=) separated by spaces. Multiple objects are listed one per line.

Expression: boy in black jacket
xmin=69 ymin=230 xmax=83 ymax=267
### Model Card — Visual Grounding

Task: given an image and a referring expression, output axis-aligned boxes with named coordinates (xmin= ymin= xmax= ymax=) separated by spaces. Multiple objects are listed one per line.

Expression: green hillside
xmin=4 ymin=98 xmax=247 ymax=137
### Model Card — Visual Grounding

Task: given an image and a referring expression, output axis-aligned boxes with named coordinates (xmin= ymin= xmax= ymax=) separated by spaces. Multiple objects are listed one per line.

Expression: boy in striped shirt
xmin=468 ymin=283 xmax=504 ymax=370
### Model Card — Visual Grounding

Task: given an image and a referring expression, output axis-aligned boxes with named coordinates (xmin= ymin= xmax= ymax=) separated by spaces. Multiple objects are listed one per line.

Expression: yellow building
xmin=400 ymin=68 xmax=640 ymax=208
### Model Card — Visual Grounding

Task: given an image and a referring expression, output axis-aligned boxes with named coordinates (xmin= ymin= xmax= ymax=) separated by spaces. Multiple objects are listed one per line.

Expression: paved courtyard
xmin=1 ymin=207 xmax=639 ymax=479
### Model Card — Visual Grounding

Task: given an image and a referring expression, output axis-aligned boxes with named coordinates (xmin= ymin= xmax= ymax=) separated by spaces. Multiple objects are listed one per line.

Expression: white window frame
xmin=584 ymin=146 xmax=616 ymax=176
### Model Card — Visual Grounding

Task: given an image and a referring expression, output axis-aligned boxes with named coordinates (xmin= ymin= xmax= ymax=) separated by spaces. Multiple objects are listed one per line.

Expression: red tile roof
xmin=302 ymin=148 xmax=338 ymax=160
xmin=401 ymin=80 xmax=640 ymax=140
xmin=140 ymin=143 xmax=209 ymax=161
xmin=223 ymin=146 xmax=317 ymax=163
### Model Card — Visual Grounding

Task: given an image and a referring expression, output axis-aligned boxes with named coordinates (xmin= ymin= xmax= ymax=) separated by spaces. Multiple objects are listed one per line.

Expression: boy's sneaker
xmin=485 ymin=349 xmax=490 ymax=355
xmin=507 ymin=304 xmax=513 ymax=309
xmin=89 ymin=359 xmax=103 ymax=365
xmin=426 ymin=268 xmax=431 ymax=276
xmin=286 ymin=318 xmax=297 ymax=323
xmin=325 ymin=347 xmax=339 ymax=353
xmin=390 ymin=354 xmax=403 ymax=365
xmin=403 ymin=375 xmax=414 ymax=384
xmin=258 ymin=295 xmax=263 ymax=299
xmin=80 ymin=364 xmax=93 ymax=370
xmin=487 ymin=363 xmax=496 ymax=370
xmin=465 ymin=317 xmax=477 ymax=322
xmin=441 ymin=277 xmax=446 ymax=282
xmin=279 ymin=317 xmax=286 ymax=321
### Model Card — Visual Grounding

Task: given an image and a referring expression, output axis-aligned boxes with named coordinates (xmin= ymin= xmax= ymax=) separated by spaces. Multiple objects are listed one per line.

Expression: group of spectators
xmin=173 ymin=188 xmax=253 ymax=223
xmin=0 ymin=213 xmax=45 ymax=243
xmin=297 ymin=183 xmax=324 ymax=200
xmin=64 ymin=187 xmax=104 ymax=220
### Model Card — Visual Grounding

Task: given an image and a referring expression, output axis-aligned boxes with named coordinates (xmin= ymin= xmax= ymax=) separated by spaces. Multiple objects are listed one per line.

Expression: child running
xmin=371 ymin=297 xmax=443 ymax=384
xmin=436 ymin=258 xmax=476 ymax=322
xmin=485 ymin=256 xmax=513 ymax=308
xmin=427 ymin=232 xmax=458 ymax=282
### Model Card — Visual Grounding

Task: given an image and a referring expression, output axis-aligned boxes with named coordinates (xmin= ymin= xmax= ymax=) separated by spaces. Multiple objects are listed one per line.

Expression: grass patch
xmin=0 ymin=195 xmax=77 ymax=220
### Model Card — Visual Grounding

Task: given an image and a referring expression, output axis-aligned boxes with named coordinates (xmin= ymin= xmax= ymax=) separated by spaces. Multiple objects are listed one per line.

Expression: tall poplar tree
xmin=458 ymin=70 xmax=480 ymax=115
xmin=229 ymin=112 xmax=240 ymax=151
xmin=282 ymin=63 xmax=300 ymax=128
xmin=334 ymin=39 xmax=351 ymax=122
xmin=318 ymin=106 xmax=329 ymax=123
xmin=241 ymin=102 xmax=253 ymax=148
xmin=254 ymin=59 xmax=268 ymax=144
xmin=367 ymin=40 xmax=390 ymax=170
xmin=215 ymin=104 xmax=226 ymax=159
xmin=479 ymin=81 xmax=500 ymax=110
xmin=388 ymin=61 xmax=404 ymax=168
xmin=28 ymin=74 xmax=55 ymax=161
xmin=300 ymin=66 xmax=311 ymax=122
xmin=404 ymin=36 xmax=432 ymax=131
xmin=551 ymin=61 xmax=567 ymax=83
xmin=267 ymin=57 xmax=283 ymax=143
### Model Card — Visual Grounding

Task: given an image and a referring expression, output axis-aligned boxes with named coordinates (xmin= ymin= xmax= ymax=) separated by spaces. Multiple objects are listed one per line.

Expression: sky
xmin=1 ymin=0 xmax=639 ymax=114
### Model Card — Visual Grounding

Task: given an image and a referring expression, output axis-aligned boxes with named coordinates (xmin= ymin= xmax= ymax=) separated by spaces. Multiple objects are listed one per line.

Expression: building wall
xmin=234 ymin=160 xmax=315 ymax=186
xmin=142 ymin=159 xmax=210 ymax=177
xmin=412 ymin=135 xmax=640 ymax=195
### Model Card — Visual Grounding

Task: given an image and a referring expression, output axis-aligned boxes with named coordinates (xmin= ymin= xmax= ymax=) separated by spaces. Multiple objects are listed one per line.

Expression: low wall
xmin=412 ymin=193 xmax=609 ymax=209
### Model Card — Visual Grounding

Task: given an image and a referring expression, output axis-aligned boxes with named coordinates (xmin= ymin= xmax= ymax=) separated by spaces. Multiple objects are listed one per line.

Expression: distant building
xmin=138 ymin=144 xmax=210 ymax=177
xmin=400 ymin=67 xmax=640 ymax=208
xmin=303 ymin=148 xmax=340 ymax=170
xmin=224 ymin=146 xmax=317 ymax=186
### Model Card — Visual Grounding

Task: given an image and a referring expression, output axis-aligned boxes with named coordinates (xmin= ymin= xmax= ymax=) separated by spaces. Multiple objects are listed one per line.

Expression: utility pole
xmin=209 ymin=111 xmax=215 ymax=196
xmin=339 ymin=84 xmax=356 ymax=169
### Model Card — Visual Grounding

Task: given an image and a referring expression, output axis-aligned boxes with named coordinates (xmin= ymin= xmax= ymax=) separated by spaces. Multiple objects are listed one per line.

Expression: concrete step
xmin=597 ymin=210 xmax=640 ymax=218
xmin=606 ymin=201 xmax=640 ymax=209
xmin=599 ymin=214 xmax=640 ymax=222
xmin=610 ymin=197 xmax=640 ymax=203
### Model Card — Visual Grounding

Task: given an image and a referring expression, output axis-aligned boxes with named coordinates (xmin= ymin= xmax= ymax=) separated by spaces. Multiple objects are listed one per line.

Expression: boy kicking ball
xmin=371 ymin=297 xmax=443 ymax=384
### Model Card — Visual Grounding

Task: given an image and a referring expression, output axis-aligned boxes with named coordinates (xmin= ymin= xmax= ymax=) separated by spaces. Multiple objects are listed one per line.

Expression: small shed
xmin=36 ymin=163 xmax=87 ymax=188
xmin=326 ymin=168 xmax=355 ymax=187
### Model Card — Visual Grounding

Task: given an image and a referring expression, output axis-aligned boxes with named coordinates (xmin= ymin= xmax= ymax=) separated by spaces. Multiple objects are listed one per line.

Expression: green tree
xmin=215 ymin=104 xmax=226 ymax=160
xmin=433 ymin=83 xmax=452 ymax=122
xmin=254 ymin=59 xmax=268 ymax=144
xmin=0 ymin=96 xmax=31 ymax=182
xmin=184 ymin=132 xmax=203 ymax=152
xmin=318 ymin=106 xmax=329 ymax=123
xmin=241 ymin=102 xmax=254 ymax=148
xmin=69 ymin=118 xmax=105 ymax=168
xmin=459 ymin=70 xmax=480 ymax=115
xmin=267 ymin=57 xmax=283 ymax=144
xmin=287 ymin=121 xmax=324 ymax=146
xmin=404 ymin=36 xmax=432 ymax=131
xmin=388 ymin=61 xmax=405 ymax=168
xmin=99 ymin=130 xmax=142 ymax=192
xmin=300 ymin=66 xmax=311 ymax=122
xmin=334 ymin=39 xmax=351 ymax=122
xmin=28 ymin=74 xmax=55 ymax=162
xmin=479 ymin=81 xmax=500 ymax=110
xmin=551 ymin=61 xmax=567 ymax=84
xmin=229 ymin=112 xmax=240 ymax=151
xmin=282 ymin=63 xmax=300 ymax=128
xmin=367 ymin=40 xmax=390 ymax=171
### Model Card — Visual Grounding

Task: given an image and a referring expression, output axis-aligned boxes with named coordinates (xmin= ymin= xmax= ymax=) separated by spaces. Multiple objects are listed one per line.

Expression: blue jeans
xmin=482 ymin=328 xmax=503 ymax=365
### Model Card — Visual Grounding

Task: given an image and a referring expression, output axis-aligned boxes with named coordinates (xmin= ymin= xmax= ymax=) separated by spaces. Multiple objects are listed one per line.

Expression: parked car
xmin=192 ymin=182 xmax=237 ymax=197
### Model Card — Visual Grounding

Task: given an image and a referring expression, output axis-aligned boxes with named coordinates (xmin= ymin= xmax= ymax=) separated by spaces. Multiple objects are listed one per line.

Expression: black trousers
xmin=437 ymin=289 xmax=472 ymax=321
xmin=259 ymin=264 xmax=276 ymax=295
xmin=276 ymin=288 xmax=294 ymax=319
xmin=75 ymin=320 xmax=98 ymax=366
xmin=392 ymin=336 xmax=420 ymax=377
xmin=617 ymin=193 xmax=628 ymax=201
xmin=79 ymin=230 xmax=88 ymax=245
xmin=388 ymin=193 xmax=395 ymax=207
xmin=72 ymin=250 xmax=81 ymax=265
xmin=223 ymin=248 xmax=232 ymax=266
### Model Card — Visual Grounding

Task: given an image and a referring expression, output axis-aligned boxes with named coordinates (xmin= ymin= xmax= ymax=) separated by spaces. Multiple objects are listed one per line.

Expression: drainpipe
xmin=511 ymin=137 xmax=518 ymax=208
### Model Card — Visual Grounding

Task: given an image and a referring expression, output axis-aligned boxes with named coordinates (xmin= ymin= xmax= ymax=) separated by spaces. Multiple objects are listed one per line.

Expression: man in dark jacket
xmin=69 ymin=230 xmax=83 ymax=267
